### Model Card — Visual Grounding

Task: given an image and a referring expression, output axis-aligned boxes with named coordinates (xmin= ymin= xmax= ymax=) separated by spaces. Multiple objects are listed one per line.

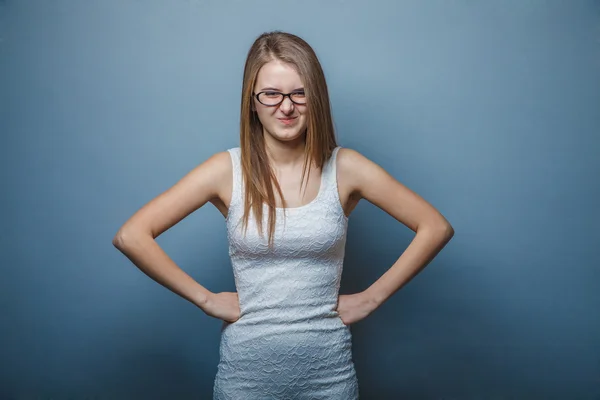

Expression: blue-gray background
xmin=2 ymin=1 xmax=599 ymax=399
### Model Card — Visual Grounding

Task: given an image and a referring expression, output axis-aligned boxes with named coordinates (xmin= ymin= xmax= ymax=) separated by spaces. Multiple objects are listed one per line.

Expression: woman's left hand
xmin=336 ymin=292 xmax=378 ymax=326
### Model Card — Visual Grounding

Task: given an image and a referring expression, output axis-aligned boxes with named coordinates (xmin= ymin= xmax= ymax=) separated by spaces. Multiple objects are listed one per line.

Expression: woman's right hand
xmin=203 ymin=291 xmax=241 ymax=322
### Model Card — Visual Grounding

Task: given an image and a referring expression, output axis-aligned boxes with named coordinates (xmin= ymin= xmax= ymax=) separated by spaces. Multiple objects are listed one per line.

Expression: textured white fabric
xmin=213 ymin=146 xmax=359 ymax=399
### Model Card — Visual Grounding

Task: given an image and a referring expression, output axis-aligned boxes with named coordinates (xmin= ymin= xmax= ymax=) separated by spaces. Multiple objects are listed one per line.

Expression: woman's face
xmin=253 ymin=59 xmax=308 ymax=144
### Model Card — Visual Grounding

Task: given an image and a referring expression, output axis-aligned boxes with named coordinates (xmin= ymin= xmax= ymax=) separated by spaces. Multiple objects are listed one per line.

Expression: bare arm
xmin=112 ymin=151 xmax=232 ymax=311
xmin=337 ymin=148 xmax=455 ymax=309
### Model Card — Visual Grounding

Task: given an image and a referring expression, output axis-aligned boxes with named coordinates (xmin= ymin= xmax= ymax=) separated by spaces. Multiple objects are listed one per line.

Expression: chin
xmin=278 ymin=132 xmax=304 ymax=142
xmin=267 ymin=126 xmax=307 ymax=142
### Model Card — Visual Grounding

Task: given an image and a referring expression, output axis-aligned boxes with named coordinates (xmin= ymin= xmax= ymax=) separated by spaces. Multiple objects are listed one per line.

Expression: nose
xmin=279 ymin=96 xmax=295 ymax=114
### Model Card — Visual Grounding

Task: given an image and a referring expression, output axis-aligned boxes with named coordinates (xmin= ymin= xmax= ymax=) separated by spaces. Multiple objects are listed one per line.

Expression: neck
xmin=263 ymin=132 xmax=307 ymax=168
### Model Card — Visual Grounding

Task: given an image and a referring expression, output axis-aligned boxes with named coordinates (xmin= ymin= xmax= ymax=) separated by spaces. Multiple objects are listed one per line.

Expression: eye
xmin=292 ymin=91 xmax=305 ymax=98
xmin=264 ymin=91 xmax=281 ymax=98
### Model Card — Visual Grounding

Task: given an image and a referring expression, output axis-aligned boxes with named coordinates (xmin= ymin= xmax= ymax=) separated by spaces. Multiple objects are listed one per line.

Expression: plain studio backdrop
xmin=1 ymin=1 xmax=599 ymax=399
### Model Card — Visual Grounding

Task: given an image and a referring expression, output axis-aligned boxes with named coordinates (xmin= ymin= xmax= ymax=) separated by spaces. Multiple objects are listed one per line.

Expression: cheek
xmin=255 ymin=109 xmax=274 ymax=125
xmin=299 ymin=114 xmax=308 ymax=127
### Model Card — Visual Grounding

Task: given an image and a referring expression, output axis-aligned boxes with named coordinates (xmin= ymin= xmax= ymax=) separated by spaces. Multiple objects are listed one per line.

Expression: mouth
xmin=278 ymin=116 xmax=298 ymax=125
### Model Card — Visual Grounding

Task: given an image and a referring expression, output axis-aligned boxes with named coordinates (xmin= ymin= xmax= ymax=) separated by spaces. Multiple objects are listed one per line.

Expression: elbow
xmin=434 ymin=213 xmax=454 ymax=239
xmin=112 ymin=230 xmax=127 ymax=250
xmin=113 ymin=224 xmax=153 ymax=250
xmin=443 ymin=223 xmax=455 ymax=239
xmin=437 ymin=220 xmax=454 ymax=239
xmin=419 ymin=220 xmax=454 ymax=240
xmin=112 ymin=225 xmax=144 ymax=250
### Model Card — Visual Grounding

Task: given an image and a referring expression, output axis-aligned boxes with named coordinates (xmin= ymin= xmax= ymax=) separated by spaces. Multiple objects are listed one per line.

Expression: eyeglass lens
xmin=257 ymin=91 xmax=306 ymax=105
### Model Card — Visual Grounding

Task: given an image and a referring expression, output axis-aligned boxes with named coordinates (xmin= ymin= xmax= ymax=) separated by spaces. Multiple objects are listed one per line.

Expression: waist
xmin=221 ymin=311 xmax=350 ymax=341
xmin=238 ymin=298 xmax=338 ymax=320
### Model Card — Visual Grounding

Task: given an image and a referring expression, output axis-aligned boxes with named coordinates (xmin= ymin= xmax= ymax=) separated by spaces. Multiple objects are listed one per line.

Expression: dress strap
xmin=227 ymin=147 xmax=243 ymax=209
xmin=227 ymin=146 xmax=341 ymax=210
xmin=321 ymin=146 xmax=342 ymax=198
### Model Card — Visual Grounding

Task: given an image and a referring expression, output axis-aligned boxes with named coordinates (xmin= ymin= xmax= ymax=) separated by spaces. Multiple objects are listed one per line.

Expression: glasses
xmin=253 ymin=90 xmax=306 ymax=106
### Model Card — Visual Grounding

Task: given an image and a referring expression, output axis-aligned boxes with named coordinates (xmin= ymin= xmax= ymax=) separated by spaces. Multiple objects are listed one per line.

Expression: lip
xmin=278 ymin=116 xmax=298 ymax=125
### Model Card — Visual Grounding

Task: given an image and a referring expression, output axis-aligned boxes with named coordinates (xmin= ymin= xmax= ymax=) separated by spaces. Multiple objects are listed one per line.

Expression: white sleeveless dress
xmin=213 ymin=146 xmax=359 ymax=399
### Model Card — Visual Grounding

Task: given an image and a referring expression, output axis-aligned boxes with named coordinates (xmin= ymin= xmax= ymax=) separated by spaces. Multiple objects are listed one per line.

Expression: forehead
xmin=255 ymin=60 xmax=304 ymax=89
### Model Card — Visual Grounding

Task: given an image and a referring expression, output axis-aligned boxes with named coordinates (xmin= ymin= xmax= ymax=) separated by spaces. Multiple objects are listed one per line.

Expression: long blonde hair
xmin=239 ymin=31 xmax=338 ymax=246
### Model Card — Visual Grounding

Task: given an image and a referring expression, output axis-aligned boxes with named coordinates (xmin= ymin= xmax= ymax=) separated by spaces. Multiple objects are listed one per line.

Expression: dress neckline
xmin=267 ymin=164 xmax=326 ymax=212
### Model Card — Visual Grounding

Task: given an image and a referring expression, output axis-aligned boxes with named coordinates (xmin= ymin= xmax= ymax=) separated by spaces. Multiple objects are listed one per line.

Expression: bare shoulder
xmin=336 ymin=147 xmax=386 ymax=198
xmin=115 ymin=150 xmax=233 ymax=240
xmin=336 ymin=147 xmax=370 ymax=195
xmin=167 ymin=149 xmax=233 ymax=203
xmin=336 ymin=147 xmax=452 ymax=233
xmin=204 ymin=150 xmax=233 ymax=198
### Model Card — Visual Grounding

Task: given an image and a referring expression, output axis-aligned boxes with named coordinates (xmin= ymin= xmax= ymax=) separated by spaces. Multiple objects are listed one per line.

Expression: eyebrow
xmin=259 ymin=87 xmax=304 ymax=92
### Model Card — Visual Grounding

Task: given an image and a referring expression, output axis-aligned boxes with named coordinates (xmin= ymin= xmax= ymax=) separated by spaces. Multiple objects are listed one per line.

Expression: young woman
xmin=113 ymin=31 xmax=454 ymax=399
